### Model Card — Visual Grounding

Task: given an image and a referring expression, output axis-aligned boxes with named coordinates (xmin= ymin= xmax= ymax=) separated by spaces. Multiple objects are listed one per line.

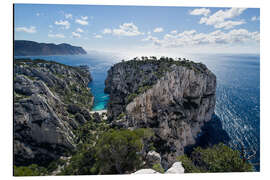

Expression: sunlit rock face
xmin=105 ymin=58 xmax=216 ymax=168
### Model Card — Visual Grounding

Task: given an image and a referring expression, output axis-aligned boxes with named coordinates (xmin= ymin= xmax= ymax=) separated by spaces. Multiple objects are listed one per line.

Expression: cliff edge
xmin=105 ymin=57 xmax=216 ymax=168
xmin=14 ymin=59 xmax=94 ymax=166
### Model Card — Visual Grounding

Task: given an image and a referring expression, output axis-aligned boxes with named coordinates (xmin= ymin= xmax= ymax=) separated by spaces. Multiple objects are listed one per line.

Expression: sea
xmin=14 ymin=53 xmax=260 ymax=171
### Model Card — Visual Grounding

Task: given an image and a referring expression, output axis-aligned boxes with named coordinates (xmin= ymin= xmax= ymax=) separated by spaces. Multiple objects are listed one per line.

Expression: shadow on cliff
xmin=184 ymin=114 xmax=231 ymax=155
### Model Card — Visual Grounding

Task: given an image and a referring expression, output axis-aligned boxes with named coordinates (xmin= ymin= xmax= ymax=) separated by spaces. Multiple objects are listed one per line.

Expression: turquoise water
xmin=15 ymin=54 xmax=116 ymax=111
xmin=88 ymin=71 xmax=110 ymax=110
xmin=15 ymin=53 xmax=260 ymax=170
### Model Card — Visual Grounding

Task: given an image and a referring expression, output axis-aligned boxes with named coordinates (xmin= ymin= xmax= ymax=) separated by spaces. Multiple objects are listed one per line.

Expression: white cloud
xmin=55 ymin=20 xmax=70 ymax=29
xmin=199 ymin=8 xmax=246 ymax=29
xmin=48 ymin=33 xmax=65 ymax=38
xmin=102 ymin=28 xmax=112 ymax=34
xmin=112 ymin=22 xmax=143 ymax=36
xmin=36 ymin=13 xmax=40 ymax=16
xmin=170 ymin=30 xmax=178 ymax=34
xmin=142 ymin=35 xmax=160 ymax=42
xmin=72 ymin=32 xmax=81 ymax=38
xmin=94 ymin=35 xmax=103 ymax=39
xmin=16 ymin=26 xmax=36 ymax=33
xmin=214 ymin=20 xmax=245 ymax=30
xmin=251 ymin=16 xmax=260 ymax=21
xmin=75 ymin=16 xmax=88 ymax=25
xmin=76 ymin=28 xmax=84 ymax=33
xmin=190 ymin=8 xmax=211 ymax=16
xmin=153 ymin=27 xmax=164 ymax=33
xmin=75 ymin=19 xmax=88 ymax=26
xmin=65 ymin=13 xmax=72 ymax=19
xmin=142 ymin=28 xmax=259 ymax=48
xmin=81 ymin=16 xmax=88 ymax=20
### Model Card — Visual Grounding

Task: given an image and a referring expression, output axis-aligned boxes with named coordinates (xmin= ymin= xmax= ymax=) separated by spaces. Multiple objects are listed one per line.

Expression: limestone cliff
xmin=14 ymin=59 xmax=93 ymax=166
xmin=105 ymin=57 xmax=216 ymax=168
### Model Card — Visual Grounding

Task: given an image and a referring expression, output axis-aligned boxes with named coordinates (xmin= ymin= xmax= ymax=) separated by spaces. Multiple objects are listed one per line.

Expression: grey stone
xmin=165 ymin=162 xmax=185 ymax=174
xmin=132 ymin=169 xmax=160 ymax=174
xmin=14 ymin=60 xmax=94 ymax=166
xmin=146 ymin=151 xmax=161 ymax=166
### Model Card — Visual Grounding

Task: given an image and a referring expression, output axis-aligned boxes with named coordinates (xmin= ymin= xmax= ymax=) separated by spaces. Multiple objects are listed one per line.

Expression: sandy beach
xmin=90 ymin=110 xmax=107 ymax=115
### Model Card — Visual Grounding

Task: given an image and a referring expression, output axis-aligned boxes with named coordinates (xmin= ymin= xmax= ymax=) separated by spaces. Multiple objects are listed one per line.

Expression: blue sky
xmin=14 ymin=4 xmax=260 ymax=56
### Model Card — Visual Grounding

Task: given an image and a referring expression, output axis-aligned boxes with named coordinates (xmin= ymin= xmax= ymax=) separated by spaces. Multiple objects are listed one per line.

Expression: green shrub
xmin=177 ymin=143 xmax=254 ymax=173
xmin=117 ymin=113 xmax=125 ymax=120
xmin=95 ymin=129 xmax=144 ymax=174
xmin=14 ymin=164 xmax=47 ymax=176
xmin=138 ymin=85 xmax=151 ymax=94
xmin=59 ymin=144 xmax=96 ymax=175
xmin=133 ymin=128 xmax=154 ymax=140
xmin=127 ymin=93 xmax=138 ymax=103
xmin=177 ymin=155 xmax=201 ymax=173
xmin=152 ymin=163 xmax=164 ymax=173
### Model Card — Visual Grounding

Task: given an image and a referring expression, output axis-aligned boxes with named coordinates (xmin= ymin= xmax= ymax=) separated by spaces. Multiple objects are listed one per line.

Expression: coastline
xmin=90 ymin=109 xmax=107 ymax=115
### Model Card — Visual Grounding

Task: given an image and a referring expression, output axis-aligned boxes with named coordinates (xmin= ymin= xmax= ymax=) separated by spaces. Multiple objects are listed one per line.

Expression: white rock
xmin=146 ymin=150 xmax=161 ymax=165
xmin=165 ymin=162 xmax=185 ymax=174
xmin=132 ymin=169 xmax=160 ymax=174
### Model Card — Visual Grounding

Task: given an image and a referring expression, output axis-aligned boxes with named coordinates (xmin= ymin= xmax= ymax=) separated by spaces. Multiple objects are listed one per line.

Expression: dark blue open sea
xmin=15 ymin=53 xmax=260 ymax=171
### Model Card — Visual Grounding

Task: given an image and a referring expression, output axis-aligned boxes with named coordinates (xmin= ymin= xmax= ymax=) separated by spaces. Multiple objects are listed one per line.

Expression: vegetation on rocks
xmin=95 ymin=129 xmax=143 ymax=174
xmin=14 ymin=59 xmax=94 ymax=172
xmin=105 ymin=56 xmax=212 ymax=121
xmin=58 ymin=128 xmax=155 ymax=175
xmin=105 ymin=56 xmax=217 ymax=169
xmin=14 ymin=57 xmax=254 ymax=175
xmin=152 ymin=163 xmax=165 ymax=173
xmin=177 ymin=143 xmax=254 ymax=173
xmin=14 ymin=164 xmax=48 ymax=176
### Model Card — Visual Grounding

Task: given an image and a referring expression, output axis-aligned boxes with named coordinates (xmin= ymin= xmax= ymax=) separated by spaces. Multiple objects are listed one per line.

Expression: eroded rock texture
xmin=105 ymin=58 xmax=216 ymax=168
xmin=14 ymin=59 xmax=93 ymax=166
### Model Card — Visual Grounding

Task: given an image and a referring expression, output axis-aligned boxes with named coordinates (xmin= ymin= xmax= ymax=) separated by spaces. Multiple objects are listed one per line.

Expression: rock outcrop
xmin=132 ymin=161 xmax=185 ymax=174
xmin=146 ymin=151 xmax=162 ymax=167
xmin=165 ymin=162 xmax=185 ymax=174
xmin=105 ymin=57 xmax=216 ymax=169
xmin=14 ymin=59 xmax=93 ymax=166
xmin=132 ymin=169 xmax=160 ymax=174
xmin=14 ymin=40 xmax=87 ymax=56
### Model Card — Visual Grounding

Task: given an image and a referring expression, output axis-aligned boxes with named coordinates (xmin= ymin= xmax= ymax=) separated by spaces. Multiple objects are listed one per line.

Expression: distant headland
xmin=14 ymin=40 xmax=87 ymax=56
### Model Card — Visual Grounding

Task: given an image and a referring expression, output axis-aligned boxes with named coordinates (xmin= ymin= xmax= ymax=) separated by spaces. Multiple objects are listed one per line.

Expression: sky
xmin=14 ymin=4 xmax=260 ymax=57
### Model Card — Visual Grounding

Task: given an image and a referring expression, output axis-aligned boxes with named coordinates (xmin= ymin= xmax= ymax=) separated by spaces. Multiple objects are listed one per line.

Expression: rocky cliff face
xmin=14 ymin=40 xmax=87 ymax=56
xmin=105 ymin=57 xmax=216 ymax=168
xmin=14 ymin=59 xmax=93 ymax=166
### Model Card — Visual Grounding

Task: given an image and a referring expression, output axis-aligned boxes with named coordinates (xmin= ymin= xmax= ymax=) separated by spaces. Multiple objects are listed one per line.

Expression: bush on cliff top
xmin=59 ymin=128 xmax=154 ymax=175
xmin=177 ymin=143 xmax=254 ymax=173
xmin=59 ymin=144 xmax=97 ymax=175
xmin=95 ymin=129 xmax=144 ymax=174
xmin=14 ymin=164 xmax=48 ymax=176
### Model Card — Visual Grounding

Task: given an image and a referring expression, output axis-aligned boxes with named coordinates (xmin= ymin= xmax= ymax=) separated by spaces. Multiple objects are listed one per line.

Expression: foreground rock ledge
xmin=132 ymin=162 xmax=185 ymax=174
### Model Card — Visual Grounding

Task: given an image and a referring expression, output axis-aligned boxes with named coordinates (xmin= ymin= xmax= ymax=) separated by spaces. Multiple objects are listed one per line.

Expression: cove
xmin=14 ymin=54 xmax=116 ymax=111
xmin=88 ymin=71 xmax=110 ymax=111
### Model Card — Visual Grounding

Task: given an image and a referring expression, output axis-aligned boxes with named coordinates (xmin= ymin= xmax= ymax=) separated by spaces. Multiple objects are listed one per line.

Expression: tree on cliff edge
xmin=95 ymin=129 xmax=143 ymax=174
xmin=178 ymin=143 xmax=254 ymax=173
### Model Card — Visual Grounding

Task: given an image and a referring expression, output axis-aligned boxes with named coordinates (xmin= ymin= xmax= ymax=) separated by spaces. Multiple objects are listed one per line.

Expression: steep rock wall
xmin=14 ymin=59 xmax=93 ymax=166
xmin=105 ymin=59 xmax=216 ymax=168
